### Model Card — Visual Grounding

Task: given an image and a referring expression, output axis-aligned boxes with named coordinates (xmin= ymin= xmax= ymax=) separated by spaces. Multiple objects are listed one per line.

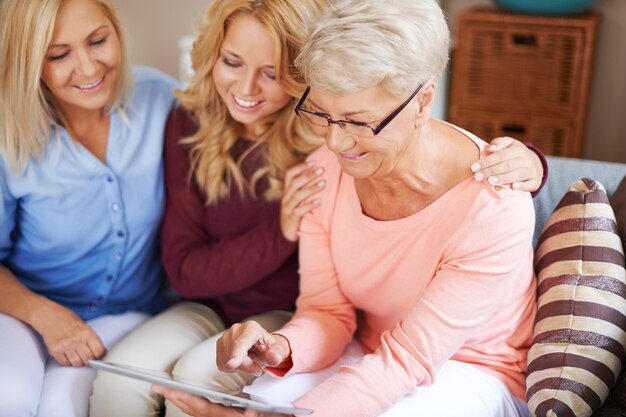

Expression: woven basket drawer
xmin=449 ymin=110 xmax=581 ymax=157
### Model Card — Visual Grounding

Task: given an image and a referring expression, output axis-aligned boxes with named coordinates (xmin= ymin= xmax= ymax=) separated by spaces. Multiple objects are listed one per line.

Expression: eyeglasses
xmin=294 ymin=84 xmax=423 ymax=138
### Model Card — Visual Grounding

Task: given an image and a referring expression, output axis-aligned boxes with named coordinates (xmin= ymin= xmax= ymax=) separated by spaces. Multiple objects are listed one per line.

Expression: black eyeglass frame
xmin=294 ymin=83 xmax=424 ymax=136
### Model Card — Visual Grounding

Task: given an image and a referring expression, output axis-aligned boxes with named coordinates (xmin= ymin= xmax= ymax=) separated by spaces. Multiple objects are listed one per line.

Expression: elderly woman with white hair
xmin=156 ymin=0 xmax=536 ymax=416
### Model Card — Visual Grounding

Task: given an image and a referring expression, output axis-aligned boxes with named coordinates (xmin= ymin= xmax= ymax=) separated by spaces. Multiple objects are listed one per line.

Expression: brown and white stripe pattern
xmin=527 ymin=178 xmax=626 ymax=417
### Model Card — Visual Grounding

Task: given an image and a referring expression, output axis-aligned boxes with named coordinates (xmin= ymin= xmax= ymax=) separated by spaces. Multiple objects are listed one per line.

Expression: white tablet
xmin=89 ymin=360 xmax=314 ymax=415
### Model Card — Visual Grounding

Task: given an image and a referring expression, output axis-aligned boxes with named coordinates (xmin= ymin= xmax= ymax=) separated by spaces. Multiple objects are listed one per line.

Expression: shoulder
xmin=124 ymin=66 xmax=180 ymax=125
xmin=463 ymin=184 xmax=536 ymax=249
xmin=130 ymin=66 xmax=180 ymax=107
xmin=307 ymin=145 xmax=340 ymax=177
xmin=305 ymin=145 xmax=346 ymax=225
xmin=165 ymin=106 xmax=197 ymax=147
xmin=307 ymin=146 xmax=343 ymax=194
xmin=0 ymin=156 xmax=9 ymax=186
xmin=132 ymin=65 xmax=180 ymax=91
xmin=0 ymin=153 xmax=20 ymax=188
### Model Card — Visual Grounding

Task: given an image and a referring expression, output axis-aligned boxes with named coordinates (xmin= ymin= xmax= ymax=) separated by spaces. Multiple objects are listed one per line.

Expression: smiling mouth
xmin=339 ymin=152 xmax=369 ymax=161
xmin=75 ymin=76 xmax=105 ymax=90
xmin=233 ymin=94 xmax=261 ymax=108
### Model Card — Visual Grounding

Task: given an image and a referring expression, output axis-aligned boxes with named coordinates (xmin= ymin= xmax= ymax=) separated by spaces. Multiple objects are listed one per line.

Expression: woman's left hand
xmin=470 ymin=136 xmax=543 ymax=192
xmin=152 ymin=385 xmax=292 ymax=417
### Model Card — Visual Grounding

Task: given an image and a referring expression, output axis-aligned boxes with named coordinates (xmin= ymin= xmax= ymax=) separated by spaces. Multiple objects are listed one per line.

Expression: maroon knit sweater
xmin=161 ymin=107 xmax=299 ymax=326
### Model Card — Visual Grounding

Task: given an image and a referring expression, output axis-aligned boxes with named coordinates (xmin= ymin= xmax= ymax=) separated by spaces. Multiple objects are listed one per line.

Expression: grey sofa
xmin=532 ymin=156 xmax=626 ymax=416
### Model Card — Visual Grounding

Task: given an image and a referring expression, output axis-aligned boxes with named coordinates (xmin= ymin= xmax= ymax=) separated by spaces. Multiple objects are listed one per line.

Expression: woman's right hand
xmin=216 ymin=320 xmax=292 ymax=376
xmin=153 ymin=385 xmax=245 ymax=417
xmin=280 ymin=160 xmax=326 ymax=242
xmin=153 ymin=385 xmax=291 ymax=417
xmin=32 ymin=300 xmax=105 ymax=367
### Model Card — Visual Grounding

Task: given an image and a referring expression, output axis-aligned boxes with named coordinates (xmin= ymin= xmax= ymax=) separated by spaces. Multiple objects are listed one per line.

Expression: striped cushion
xmin=527 ymin=178 xmax=626 ymax=417
xmin=610 ymin=176 xmax=626 ymax=408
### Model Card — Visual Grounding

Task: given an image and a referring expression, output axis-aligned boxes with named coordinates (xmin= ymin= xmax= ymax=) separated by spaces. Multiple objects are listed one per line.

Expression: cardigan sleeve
xmin=160 ymin=108 xmax=297 ymax=297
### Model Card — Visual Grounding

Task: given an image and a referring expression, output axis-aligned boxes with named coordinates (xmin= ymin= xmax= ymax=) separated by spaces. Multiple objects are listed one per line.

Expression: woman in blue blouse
xmin=0 ymin=0 xmax=177 ymax=416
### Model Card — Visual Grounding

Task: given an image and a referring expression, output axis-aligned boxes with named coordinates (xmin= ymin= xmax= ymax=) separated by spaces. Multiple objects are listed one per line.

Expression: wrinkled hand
xmin=217 ymin=321 xmax=292 ymax=377
xmin=32 ymin=300 xmax=105 ymax=366
xmin=470 ymin=136 xmax=543 ymax=192
xmin=152 ymin=385 xmax=293 ymax=417
xmin=280 ymin=160 xmax=325 ymax=242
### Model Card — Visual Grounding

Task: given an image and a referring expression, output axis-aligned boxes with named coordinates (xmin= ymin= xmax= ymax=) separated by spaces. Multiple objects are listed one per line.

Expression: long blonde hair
xmin=177 ymin=0 xmax=324 ymax=204
xmin=0 ymin=0 xmax=132 ymax=174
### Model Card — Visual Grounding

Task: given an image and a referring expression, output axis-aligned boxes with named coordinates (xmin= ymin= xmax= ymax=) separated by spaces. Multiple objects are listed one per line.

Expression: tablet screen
xmin=89 ymin=360 xmax=314 ymax=415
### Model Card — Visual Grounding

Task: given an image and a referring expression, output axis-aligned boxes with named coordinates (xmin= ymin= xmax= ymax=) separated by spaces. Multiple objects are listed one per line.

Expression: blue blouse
xmin=0 ymin=66 xmax=179 ymax=320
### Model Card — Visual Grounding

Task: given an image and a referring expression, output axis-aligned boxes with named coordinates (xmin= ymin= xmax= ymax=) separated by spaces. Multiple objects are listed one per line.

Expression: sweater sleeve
xmin=274 ymin=203 xmax=358 ymax=374
xmin=524 ymin=142 xmax=548 ymax=197
xmin=286 ymin=192 xmax=535 ymax=417
xmin=160 ymin=109 xmax=297 ymax=297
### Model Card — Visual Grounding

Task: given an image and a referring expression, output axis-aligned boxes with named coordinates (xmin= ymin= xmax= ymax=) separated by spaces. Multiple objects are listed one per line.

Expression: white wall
xmin=112 ymin=0 xmax=206 ymax=79
xmin=115 ymin=0 xmax=625 ymax=163
xmin=442 ymin=0 xmax=626 ymax=163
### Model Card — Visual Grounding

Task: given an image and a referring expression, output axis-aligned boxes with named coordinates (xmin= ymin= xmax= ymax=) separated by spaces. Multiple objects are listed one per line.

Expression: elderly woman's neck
xmin=354 ymin=120 xmax=476 ymax=220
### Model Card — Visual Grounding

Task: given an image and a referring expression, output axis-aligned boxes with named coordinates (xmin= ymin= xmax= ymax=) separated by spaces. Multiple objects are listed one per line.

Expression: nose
xmin=240 ymin=70 xmax=260 ymax=96
xmin=75 ymin=48 xmax=97 ymax=77
xmin=325 ymin=123 xmax=353 ymax=153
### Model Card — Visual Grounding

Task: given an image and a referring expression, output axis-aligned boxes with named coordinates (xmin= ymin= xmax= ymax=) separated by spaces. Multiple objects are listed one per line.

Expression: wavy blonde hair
xmin=0 ymin=0 xmax=132 ymax=174
xmin=177 ymin=0 xmax=324 ymax=204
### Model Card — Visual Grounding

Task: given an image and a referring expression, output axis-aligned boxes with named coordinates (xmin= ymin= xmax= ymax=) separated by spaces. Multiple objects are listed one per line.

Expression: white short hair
xmin=296 ymin=0 xmax=449 ymax=97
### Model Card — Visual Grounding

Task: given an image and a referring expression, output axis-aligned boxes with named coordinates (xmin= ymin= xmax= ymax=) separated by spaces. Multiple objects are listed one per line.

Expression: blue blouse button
xmin=106 ymin=175 xmax=114 ymax=183
xmin=117 ymin=230 xmax=125 ymax=238
xmin=112 ymin=203 xmax=121 ymax=212
xmin=113 ymin=251 xmax=122 ymax=260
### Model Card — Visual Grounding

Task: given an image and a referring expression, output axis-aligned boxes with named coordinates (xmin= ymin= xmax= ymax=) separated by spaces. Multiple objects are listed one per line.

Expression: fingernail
xmin=474 ymin=172 xmax=484 ymax=182
xmin=488 ymin=176 xmax=498 ymax=185
xmin=512 ymin=182 xmax=521 ymax=190
xmin=315 ymin=167 xmax=323 ymax=175
xmin=306 ymin=160 xmax=315 ymax=167
xmin=313 ymin=198 xmax=321 ymax=206
xmin=317 ymin=180 xmax=326 ymax=188
xmin=470 ymin=163 xmax=480 ymax=172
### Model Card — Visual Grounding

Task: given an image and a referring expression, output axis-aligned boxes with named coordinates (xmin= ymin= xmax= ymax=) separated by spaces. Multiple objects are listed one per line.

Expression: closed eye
xmin=344 ymin=119 xmax=370 ymax=127
xmin=222 ymin=58 xmax=241 ymax=68
xmin=312 ymin=110 xmax=329 ymax=117
xmin=48 ymin=52 xmax=69 ymax=61
xmin=89 ymin=36 xmax=107 ymax=47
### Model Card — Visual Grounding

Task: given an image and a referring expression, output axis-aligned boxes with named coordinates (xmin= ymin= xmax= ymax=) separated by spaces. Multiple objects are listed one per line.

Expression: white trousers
xmin=245 ymin=340 xmax=531 ymax=417
xmin=0 ymin=311 xmax=150 ymax=417
xmin=89 ymin=302 xmax=292 ymax=417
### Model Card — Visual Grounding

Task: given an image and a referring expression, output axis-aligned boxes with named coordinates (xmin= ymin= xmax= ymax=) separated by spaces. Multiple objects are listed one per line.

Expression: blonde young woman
xmin=89 ymin=1 xmax=327 ymax=416
xmin=0 ymin=0 xmax=179 ymax=416
xmin=156 ymin=1 xmax=541 ymax=417
xmin=90 ymin=1 xmax=547 ymax=417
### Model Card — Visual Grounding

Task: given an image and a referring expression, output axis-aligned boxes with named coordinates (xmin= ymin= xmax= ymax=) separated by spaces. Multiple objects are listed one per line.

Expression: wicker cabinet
xmin=448 ymin=8 xmax=600 ymax=157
